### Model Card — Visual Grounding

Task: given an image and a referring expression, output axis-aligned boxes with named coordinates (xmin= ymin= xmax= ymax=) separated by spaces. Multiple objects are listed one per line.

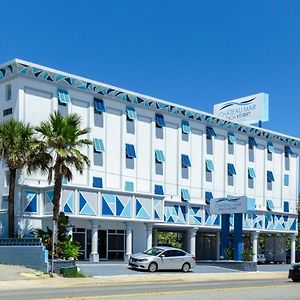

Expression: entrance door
xmin=196 ymin=233 xmax=217 ymax=260
xmin=98 ymin=230 xmax=107 ymax=259
xmin=73 ymin=229 xmax=86 ymax=260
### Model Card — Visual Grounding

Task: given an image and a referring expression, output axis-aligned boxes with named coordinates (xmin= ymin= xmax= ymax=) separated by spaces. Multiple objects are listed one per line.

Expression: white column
xmin=146 ymin=223 xmax=153 ymax=250
xmin=251 ymin=231 xmax=259 ymax=263
xmin=153 ymin=229 xmax=158 ymax=247
xmin=188 ymin=228 xmax=198 ymax=257
xmin=291 ymin=233 xmax=297 ymax=264
xmin=125 ymin=222 xmax=133 ymax=261
xmin=89 ymin=221 xmax=99 ymax=262
xmin=216 ymin=231 xmax=220 ymax=260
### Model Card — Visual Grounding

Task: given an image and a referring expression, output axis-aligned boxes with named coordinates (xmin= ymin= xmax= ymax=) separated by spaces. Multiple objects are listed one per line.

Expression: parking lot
xmin=76 ymin=261 xmax=291 ymax=277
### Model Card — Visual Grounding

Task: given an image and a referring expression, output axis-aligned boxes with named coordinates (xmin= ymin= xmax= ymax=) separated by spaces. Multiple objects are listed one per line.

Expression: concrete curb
xmin=0 ymin=271 xmax=288 ymax=291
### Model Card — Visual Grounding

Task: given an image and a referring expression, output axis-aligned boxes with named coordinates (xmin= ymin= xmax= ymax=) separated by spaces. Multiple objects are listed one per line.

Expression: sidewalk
xmin=0 ymin=264 xmax=288 ymax=292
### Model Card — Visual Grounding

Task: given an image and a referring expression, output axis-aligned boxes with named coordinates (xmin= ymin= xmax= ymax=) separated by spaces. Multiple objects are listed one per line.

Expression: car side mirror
xmin=160 ymin=254 xmax=165 ymax=259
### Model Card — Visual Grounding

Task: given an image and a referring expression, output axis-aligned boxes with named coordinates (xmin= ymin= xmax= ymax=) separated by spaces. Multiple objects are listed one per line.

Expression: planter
xmin=49 ymin=259 xmax=76 ymax=273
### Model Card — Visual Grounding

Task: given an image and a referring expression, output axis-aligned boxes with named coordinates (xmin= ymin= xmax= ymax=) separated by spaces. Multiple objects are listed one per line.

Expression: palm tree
xmin=35 ymin=111 xmax=91 ymax=240
xmin=0 ymin=120 xmax=39 ymax=238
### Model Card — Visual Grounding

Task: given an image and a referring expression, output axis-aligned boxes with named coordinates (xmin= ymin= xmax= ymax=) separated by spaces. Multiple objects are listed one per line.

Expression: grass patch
xmin=60 ymin=266 xmax=86 ymax=278
xmin=62 ymin=271 xmax=86 ymax=278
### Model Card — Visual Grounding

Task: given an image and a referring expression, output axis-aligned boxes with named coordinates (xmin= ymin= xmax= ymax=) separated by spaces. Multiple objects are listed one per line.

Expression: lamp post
xmin=51 ymin=220 xmax=56 ymax=277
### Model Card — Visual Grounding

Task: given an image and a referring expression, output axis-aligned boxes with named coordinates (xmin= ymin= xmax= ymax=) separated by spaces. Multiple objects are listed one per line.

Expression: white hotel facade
xmin=0 ymin=59 xmax=299 ymax=262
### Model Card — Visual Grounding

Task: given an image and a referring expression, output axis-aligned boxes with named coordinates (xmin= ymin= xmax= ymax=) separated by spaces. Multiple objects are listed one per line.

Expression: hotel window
xmin=92 ymin=177 xmax=103 ymax=188
xmin=205 ymin=159 xmax=214 ymax=182
xmin=267 ymin=142 xmax=274 ymax=161
xmin=124 ymin=181 xmax=134 ymax=192
xmin=181 ymin=154 xmax=191 ymax=179
xmin=155 ymin=114 xmax=165 ymax=139
xmin=181 ymin=120 xmax=190 ymax=142
xmin=93 ymin=138 xmax=105 ymax=166
xmin=94 ymin=98 xmax=106 ymax=127
xmin=6 ymin=84 xmax=11 ymax=101
xmin=181 ymin=189 xmax=191 ymax=202
xmin=266 ymin=199 xmax=274 ymax=211
xmin=206 ymin=127 xmax=216 ymax=155
xmin=155 ymin=150 xmax=165 ymax=175
xmin=205 ymin=191 xmax=213 ymax=205
xmin=228 ymin=132 xmax=236 ymax=155
xmin=267 ymin=170 xmax=275 ymax=191
xmin=248 ymin=137 xmax=257 ymax=162
xmin=125 ymin=143 xmax=136 ymax=169
xmin=57 ymin=88 xmax=70 ymax=116
xmin=154 ymin=184 xmax=164 ymax=195
xmin=227 ymin=163 xmax=236 ymax=186
xmin=284 ymin=146 xmax=293 ymax=171
xmin=248 ymin=167 xmax=256 ymax=189
xmin=3 ymin=108 xmax=12 ymax=116
xmin=283 ymin=201 xmax=289 ymax=213
xmin=284 ymin=174 xmax=289 ymax=186
xmin=126 ymin=106 xmax=137 ymax=134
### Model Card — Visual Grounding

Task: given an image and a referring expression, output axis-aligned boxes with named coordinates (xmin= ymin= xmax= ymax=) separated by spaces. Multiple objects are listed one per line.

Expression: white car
xmin=128 ymin=246 xmax=196 ymax=272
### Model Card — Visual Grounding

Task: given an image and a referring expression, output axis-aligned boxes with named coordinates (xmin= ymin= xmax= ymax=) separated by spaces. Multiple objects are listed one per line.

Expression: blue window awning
xmin=205 ymin=191 xmax=213 ymax=205
xmin=155 ymin=114 xmax=166 ymax=127
xmin=205 ymin=159 xmax=214 ymax=172
xmin=267 ymin=170 xmax=275 ymax=182
xmin=266 ymin=199 xmax=274 ymax=211
xmin=181 ymin=154 xmax=191 ymax=167
xmin=228 ymin=163 xmax=236 ymax=175
xmin=155 ymin=150 xmax=165 ymax=163
xmin=248 ymin=167 xmax=256 ymax=179
xmin=93 ymin=138 xmax=105 ymax=153
xmin=93 ymin=177 xmax=103 ymax=188
xmin=94 ymin=98 xmax=106 ymax=113
xmin=285 ymin=146 xmax=294 ymax=155
xmin=181 ymin=188 xmax=191 ymax=202
xmin=57 ymin=88 xmax=71 ymax=104
xmin=154 ymin=184 xmax=164 ymax=195
xmin=126 ymin=106 xmax=137 ymax=120
xmin=206 ymin=126 xmax=216 ymax=137
xmin=182 ymin=120 xmax=190 ymax=134
xmin=249 ymin=137 xmax=257 ymax=147
xmin=125 ymin=181 xmax=134 ymax=192
xmin=283 ymin=201 xmax=289 ymax=213
xmin=126 ymin=144 xmax=136 ymax=158
xmin=267 ymin=142 xmax=274 ymax=153
xmin=228 ymin=132 xmax=236 ymax=144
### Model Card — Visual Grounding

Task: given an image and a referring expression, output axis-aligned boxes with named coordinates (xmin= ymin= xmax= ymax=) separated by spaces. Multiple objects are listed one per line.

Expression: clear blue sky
xmin=1 ymin=0 xmax=299 ymax=138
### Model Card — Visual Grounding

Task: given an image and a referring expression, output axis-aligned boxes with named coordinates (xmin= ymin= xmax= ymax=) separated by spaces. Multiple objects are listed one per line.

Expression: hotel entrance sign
xmin=210 ymin=196 xmax=250 ymax=215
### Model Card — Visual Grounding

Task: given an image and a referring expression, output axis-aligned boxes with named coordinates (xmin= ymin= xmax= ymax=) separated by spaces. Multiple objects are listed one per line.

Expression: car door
xmin=159 ymin=250 xmax=174 ymax=270
xmin=171 ymin=250 xmax=187 ymax=269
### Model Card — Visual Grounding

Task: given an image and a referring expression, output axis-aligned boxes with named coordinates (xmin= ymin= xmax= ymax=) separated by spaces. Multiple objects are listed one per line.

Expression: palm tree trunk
xmin=8 ymin=168 xmax=16 ymax=238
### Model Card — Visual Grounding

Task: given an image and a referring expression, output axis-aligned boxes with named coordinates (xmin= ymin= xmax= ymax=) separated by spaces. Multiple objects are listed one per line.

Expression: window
xmin=227 ymin=163 xmax=236 ymax=186
xmin=126 ymin=144 xmax=136 ymax=169
xmin=93 ymin=138 xmax=105 ymax=166
xmin=267 ymin=142 xmax=274 ymax=161
xmin=228 ymin=133 xmax=236 ymax=155
xmin=205 ymin=159 xmax=214 ymax=182
xmin=284 ymin=146 xmax=293 ymax=171
xmin=248 ymin=137 xmax=257 ymax=162
xmin=126 ymin=106 xmax=137 ymax=134
xmin=124 ymin=181 xmax=134 ymax=192
xmin=155 ymin=114 xmax=165 ymax=139
xmin=266 ymin=199 xmax=274 ymax=211
xmin=62 ymin=176 xmax=68 ymax=184
xmin=155 ymin=150 xmax=165 ymax=175
xmin=284 ymin=174 xmax=289 ymax=186
xmin=94 ymin=98 xmax=105 ymax=127
xmin=267 ymin=171 xmax=275 ymax=191
xmin=57 ymin=88 xmax=71 ymax=105
xmin=283 ymin=201 xmax=289 ymax=213
xmin=6 ymin=84 xmax=11 ymax=101
xmin=181 ymin=189 xmax=191 ymax=202
xmin=206 ymin=127 xmax=216 ymax=155
xmin=181 ymin=154 xmax=191 ymax=179
xmin=248 ymin=167 xmax=256 ymax=189
xmin=3 ymin=108 xmax=12 ymax=116
xmin=93 ymin=177 xmax=103 ymax=188
xmin=181 ymin=120 xmax=190 ymax=141
xmin=205 ymin=191 xmax=213 ymax=205
xmin=154 ymin=184 xmax=164 ymax=195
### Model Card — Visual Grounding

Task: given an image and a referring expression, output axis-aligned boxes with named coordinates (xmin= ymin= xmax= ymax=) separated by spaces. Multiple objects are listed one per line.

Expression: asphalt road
xmin=1 ymin=278 xmax=299 ymax=300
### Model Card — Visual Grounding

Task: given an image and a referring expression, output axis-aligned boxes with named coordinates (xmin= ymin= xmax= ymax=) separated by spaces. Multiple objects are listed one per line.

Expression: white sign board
xmin=210 ymin=196 xmax=248 ymax=215
xmin=213 ymin=93 xmax=269 ymax=125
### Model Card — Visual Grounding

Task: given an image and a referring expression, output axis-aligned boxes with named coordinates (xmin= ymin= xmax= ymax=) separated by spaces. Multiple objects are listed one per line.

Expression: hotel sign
xmin=213 ymin=93 xmax=269 ymax=125
xmin=210 ymin=196 xmax=250 ymax=215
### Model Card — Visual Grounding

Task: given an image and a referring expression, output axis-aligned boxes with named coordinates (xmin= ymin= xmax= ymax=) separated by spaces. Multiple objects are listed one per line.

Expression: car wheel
xmin=292 ymin=278 xmax=300 ymax=282
xmin=148 ymin=262 xmax=158 ymax=272
xmin=182 ymin=263 xmax=190 ymax=273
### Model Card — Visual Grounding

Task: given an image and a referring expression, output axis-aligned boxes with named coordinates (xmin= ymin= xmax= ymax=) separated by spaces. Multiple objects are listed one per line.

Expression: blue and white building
xmin=0 ymin=59 xmax=299 ymax=263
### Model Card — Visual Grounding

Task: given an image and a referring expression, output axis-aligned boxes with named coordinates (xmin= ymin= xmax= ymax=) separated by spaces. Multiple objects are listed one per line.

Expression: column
xmin=188 ymin=228 xmax=198 ymax=257
xmin=215 ymin=231 xmax=220 ymax=260
xmin=153 ymin=229 xmax=158 ymax=247
xmin=90 ymin=221 xmax=99 ymax=262
xmin=291 ymin=233 xmax=297 ymax=264
xmin=146 ymin=223 xmax=153 ymax=250
xmin=234 ymin=213 xmax=243 ymax=261
xmin=251 ymin=231 xmax=259 ymax=263
xmin=125 ymin=222 xmax=133 ymax=261
xmin=220 ymin=214 xmax=230 ymax=259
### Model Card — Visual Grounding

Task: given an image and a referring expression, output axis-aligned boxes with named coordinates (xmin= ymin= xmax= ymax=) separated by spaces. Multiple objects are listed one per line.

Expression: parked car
xmin=286 ymin=250 xmax=300 ymax=264
xmin=288 ymin=264 xmax=300 ymax=282
xmin=257 ymin=251 xmax=266 ymax=264
xmin=128 ymin=246 xmax=196 ymax=272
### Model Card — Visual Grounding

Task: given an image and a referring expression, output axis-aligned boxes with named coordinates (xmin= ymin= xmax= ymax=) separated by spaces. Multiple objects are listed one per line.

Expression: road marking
xmin=46 ymin=283 xmax=299 ymax=300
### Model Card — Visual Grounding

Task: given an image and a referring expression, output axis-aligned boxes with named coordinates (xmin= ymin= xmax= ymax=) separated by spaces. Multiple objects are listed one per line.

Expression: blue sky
xmin=1 ymin=0 xmax=299 ymax=138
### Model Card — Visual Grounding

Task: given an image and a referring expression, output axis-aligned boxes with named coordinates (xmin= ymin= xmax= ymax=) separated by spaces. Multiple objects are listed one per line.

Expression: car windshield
xmin=143 ymin=247 xmax=164 ymax=256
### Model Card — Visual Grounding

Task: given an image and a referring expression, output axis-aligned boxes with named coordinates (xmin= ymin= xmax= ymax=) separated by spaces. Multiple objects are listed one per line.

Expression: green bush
xmin=243 ymin=248 xmax=254 ymax=262
xmin=60 ymin=266 xmax=85 ymax=278
xmin=225 ymin=247 xmax=234 ymax=260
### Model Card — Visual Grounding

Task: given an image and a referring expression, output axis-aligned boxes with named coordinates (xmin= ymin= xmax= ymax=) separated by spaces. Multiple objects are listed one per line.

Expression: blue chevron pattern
xmin=24 ymin=191 xmax=37 ymax=213
xmin=102 ymin=194 xmax=131 ymax=218
xmin=189 ymin=206 xmax=203 ymax=225
xmin=164 ymin=204 xmax=186 ymax=224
